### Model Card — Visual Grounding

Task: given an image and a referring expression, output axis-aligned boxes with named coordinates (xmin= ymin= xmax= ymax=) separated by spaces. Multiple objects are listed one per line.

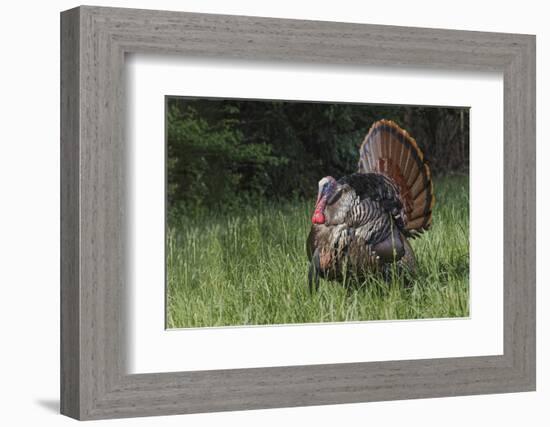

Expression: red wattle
xmin=312 ymin=210 xmax=325 ymax=224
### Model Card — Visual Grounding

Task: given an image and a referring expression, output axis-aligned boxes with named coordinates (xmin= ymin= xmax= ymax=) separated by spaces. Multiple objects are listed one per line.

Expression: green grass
xmin=167 ymin=175 xmax=469 ymax=329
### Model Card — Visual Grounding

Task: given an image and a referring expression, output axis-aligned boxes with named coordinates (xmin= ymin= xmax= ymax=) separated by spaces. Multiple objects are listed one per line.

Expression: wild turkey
xmin=306 ymin=119 xmax=434 ymax=291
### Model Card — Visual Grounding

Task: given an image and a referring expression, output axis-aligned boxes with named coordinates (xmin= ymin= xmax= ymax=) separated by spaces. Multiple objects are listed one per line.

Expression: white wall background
xmin=0 ymin=0 xmax=546 ymax=425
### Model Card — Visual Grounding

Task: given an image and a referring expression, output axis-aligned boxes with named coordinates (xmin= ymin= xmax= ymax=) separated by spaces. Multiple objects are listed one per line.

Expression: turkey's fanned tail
xmin=358 ymin=119 xmax=434 ymax=237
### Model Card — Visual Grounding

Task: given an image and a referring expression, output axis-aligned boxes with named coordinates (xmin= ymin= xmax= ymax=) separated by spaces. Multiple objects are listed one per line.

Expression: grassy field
xmin=166 ymin=175 xmax=469 ymax=329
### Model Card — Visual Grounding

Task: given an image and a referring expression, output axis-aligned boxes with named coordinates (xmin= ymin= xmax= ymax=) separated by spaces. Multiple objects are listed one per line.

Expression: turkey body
xmin=306 ymin=120 xmax=433 ymax=291
xmin=306 ymin=174 xmax=416 ymax=285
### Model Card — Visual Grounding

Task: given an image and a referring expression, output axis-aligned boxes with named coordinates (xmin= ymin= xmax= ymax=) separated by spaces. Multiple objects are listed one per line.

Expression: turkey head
xmin=311 ymin=176 xmax=354 ymax=226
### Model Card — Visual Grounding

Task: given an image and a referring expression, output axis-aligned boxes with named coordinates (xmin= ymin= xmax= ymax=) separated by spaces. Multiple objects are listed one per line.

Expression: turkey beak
xmin=312 ymin=187 xmax=328 ymax=224
xmin=314 ymin=187 xmax=325 ymax=206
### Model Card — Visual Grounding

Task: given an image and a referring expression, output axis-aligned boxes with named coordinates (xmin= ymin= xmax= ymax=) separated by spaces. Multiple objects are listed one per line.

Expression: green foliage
xmin=167 ymin=103 xmax=286 ymax=211
xmin=166 ymin=175 xmax=469 ymax=328
xmin=167 ymin=98 xmax=470 ymax=210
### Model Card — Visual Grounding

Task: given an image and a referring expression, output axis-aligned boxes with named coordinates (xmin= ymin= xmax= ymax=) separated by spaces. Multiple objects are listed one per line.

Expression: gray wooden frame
xmin=60 ymin=5 xmax=536 ymax=421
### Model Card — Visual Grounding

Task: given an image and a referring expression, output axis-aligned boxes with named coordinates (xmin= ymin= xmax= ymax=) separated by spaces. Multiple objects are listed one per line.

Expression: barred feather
xmin=358 ymin=119 xmax=434 ymax=236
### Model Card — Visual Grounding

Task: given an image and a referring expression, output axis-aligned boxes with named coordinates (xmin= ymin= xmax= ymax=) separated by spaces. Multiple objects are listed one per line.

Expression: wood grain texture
xmin=60 ymin=7 xmax=80 ymax=419
xmin=60 ymin=5 xmax=536 ymax=420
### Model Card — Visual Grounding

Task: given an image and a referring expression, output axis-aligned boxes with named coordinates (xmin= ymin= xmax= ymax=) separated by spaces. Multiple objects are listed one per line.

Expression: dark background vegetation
xmin=167 ymin=97 xmax=469 ymax=212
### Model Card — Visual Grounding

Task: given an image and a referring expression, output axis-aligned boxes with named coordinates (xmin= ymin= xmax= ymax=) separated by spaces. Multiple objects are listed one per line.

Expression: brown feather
xmin=357 ymin=119 xmax=434 ymax=236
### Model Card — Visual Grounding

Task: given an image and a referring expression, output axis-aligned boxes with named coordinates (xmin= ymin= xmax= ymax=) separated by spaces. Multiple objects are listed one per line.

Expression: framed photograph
xmin=163 ymin=98 xmax=469 ymax=329
xmin=60 ymin=6 xmax=535 ymax=420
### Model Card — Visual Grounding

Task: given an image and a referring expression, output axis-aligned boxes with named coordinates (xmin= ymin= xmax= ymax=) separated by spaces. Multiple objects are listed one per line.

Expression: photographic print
xmin=166 ymin=97 xmax=469 ymax=329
